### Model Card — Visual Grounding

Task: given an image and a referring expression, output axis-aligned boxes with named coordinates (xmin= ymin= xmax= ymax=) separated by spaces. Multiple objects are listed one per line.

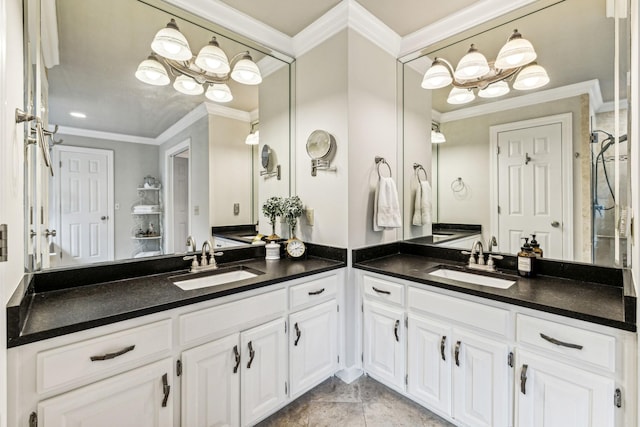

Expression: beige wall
xmin=437 ymin=95 xmax=590 ymax=260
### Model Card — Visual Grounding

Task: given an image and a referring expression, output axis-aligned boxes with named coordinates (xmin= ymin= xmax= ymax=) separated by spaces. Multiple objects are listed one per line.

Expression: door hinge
xmin=59 ymin=160 xmax=62 ymax=168
xmin=0 ymin=224 xmax=8 ymax=262
xmin=508 ymin=352 xmax=514 ymax=368
xmin=176 ymin=359 xmax=182 ymax=376
xmin=361 ymin=352 xmax=364 ymax=362
xmin=361 ymin=304 xmax=363 ymax=313
xmin=284 ymin=321 xmax=287 ymax=334
xmin=337 ymin=305 xmax=339 ymax=312
xmin=405 ymin=317 xmax=408 ymax=328
xmin=285 ymin=381 xmax=288 ymax=395
xmin=497 ymin=146 xmax=501 ymax=155
xmin=337 ymin=355 xmax=340 ymax=363
xmin=498 ymin=206 xmax=501 ymax=214
xmin=29 ymin=412 xmax=37 ymax=427
xmin=614 ymin=388 xmax=622 ymax=408
xmin=405 ymin=374 xmax=408 ymax=385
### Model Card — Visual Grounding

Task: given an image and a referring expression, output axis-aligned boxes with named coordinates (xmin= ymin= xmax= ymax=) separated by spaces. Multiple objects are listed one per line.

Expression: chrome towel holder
xmin=375 ymin=156 xmax=392 ymax=178
xmin=413 ymin=163 xmax=428 ymax=182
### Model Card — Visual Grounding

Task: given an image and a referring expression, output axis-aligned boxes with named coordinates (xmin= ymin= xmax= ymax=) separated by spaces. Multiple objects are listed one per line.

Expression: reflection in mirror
xmin=25 ymin=0 xmax=292 ymax=270
xmin=402 ymin=0 xmax=630 ymax=267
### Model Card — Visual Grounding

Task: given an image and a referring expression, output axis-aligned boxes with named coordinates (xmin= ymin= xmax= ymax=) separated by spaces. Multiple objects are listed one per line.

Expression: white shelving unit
xmin=132 ymin=186 xmax=163 ymax=258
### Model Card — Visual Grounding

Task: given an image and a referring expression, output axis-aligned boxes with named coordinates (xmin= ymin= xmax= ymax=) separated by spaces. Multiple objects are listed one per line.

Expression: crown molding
xmin=438 ymin=80 xmax=603 ymax=123
xmin=399 ymin=0 xmax=537 ymax=59
xmin=59 ymin=102 xmax=252 ymax=145
xmin=258 ymin=56 xmax=287 ymax=79
xmin=164 ymin=0 xmax=294 ymax=56
xmin=293 ymin=1 xmax=349 ymax=57
xmin=346 ymin=0 xmax=400 ymax=57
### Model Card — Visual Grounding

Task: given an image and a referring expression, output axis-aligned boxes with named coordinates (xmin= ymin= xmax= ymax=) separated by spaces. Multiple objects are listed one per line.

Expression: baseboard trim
xmin=335 ymin=367 xmax=364 ymax=384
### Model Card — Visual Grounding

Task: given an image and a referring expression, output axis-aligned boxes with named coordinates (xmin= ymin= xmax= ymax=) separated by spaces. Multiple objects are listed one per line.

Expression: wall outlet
xmin=305 ymin=208 xmax=314 ymax=226
xmin=234 ymin=203 xmax=240 ymax=215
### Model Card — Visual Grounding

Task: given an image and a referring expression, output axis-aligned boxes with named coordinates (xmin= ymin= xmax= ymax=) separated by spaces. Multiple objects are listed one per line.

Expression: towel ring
xmin=375 ymin=156 xmax=392 ymax=178
xmin=413 ymin=163 xmax=428 ymax=182
xmin=451 ymin=177 xmax=465 ymax=192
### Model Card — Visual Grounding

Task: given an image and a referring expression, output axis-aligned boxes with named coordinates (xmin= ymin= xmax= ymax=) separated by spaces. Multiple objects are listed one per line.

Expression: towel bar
xmin=375 ymin=156 xmax=392 ymax=178
xmin=413 ymin=163 xmax=428 ymax=182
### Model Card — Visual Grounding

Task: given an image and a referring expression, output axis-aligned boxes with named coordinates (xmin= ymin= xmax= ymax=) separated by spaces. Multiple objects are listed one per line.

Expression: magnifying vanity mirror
xmin=306 ymin=129 xmax=336 ymax=176
xmin=261 ymin=145 xmax=272 ymax=169
xmin=402 ymin=0 xmax=631 ymax=268
xmin=23 ymin=0 xmax=293 ymax=271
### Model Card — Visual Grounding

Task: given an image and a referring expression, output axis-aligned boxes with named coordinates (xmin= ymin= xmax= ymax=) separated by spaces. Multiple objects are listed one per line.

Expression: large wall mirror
xmin=24 ymin=0 xmax=293 ymax=271
xmin=402 ymin=0 xmax=631 ymax=267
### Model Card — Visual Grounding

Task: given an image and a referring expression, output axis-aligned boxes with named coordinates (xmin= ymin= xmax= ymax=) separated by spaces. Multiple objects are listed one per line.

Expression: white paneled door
xmin=496 ymin=122 xmax=564 ymax=258
xmin=56 ymin=146 xmax=113 ymax=265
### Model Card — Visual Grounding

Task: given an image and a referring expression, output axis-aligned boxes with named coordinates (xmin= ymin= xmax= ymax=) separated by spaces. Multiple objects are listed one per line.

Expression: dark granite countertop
xmin=353 ymin=242 xmax=636 ymax=332
xmin=406 ymin=223 xmax=481 ymax=245
xmin=8 ymin=244 xmax=346 ymax=348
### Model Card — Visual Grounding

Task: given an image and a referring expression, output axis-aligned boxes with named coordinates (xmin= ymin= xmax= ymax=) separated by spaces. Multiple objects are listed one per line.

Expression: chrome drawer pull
xmin=440 ymin=336 xmax=447 ymax=361
xmin=372 ymin=286 xmax=391 ymax=295
xmin=308 ymin=288 xmax=325 ymax=296
xmin=540 ymin=333 xmax=583 ymax=350
xmin=161 ymin=373 xmax=170 ymax=407
xmin=247 ymin=341 xmax=255 ymax=369
xmin=520 ymin=364 xmax=528 ymax=395
xmin=90 ymin=345 xmax=135 ymax=361
xmin=233 ymin=345 xmax=241 ymax=373
xmin=294 ymin=323 xmax=302 ymax=346
xmin=454 ymin=341 xmax=461 ymax=366
xmin=394 ymin=320 xmax=400 ymax=342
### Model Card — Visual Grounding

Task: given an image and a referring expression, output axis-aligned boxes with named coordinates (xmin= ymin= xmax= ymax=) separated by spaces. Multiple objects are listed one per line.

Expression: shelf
xmin=132 ymin=236 xmax=162 ymax=240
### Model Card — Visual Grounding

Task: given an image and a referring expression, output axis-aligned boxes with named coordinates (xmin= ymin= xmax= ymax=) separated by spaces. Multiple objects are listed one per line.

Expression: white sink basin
xmin=172 ymin=268 xmax=259 ymax=291
xmin=428 ymin=268 xmax=516 ymax=289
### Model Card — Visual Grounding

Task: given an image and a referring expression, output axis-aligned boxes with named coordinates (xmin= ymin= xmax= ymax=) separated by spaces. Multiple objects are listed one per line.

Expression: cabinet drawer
xmin=37 ymin=319 xmax=172 ymax=394
xmin=290 ymin=275 xmax=337 ymax=310
xmin=363 ymin=275 xmax=404 ymax=306
xmin=516 ymin=314 xmax=616 ymax=372
xmin=408 ymin=287 xmax=509 ymax=337
xmin=179 ymin=288 xmax=286 ymax=346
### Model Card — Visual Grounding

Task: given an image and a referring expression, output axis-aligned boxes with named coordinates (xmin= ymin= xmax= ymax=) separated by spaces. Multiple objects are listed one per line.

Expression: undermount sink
xmin=171 ymin=266 xmax=262 ymax=291
xmin=428 ymin=268 xmax=516 ymax=289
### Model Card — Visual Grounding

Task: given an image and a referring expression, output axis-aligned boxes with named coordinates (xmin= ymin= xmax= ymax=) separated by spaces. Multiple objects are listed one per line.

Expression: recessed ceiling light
xmin=69 ymin=111 xmax=87 ymax=118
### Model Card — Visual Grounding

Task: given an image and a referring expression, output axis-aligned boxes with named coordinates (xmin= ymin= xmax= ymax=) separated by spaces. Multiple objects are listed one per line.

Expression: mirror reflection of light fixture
xmin=136 ymin=18 xmax=262 ymax=102
xmin=431 ymin=122 xmax=446 ymax=144
xmin=421 ymin=29 xmax=549 ymax=105
xmin=245 ymin=121 xmax=259 ymax=145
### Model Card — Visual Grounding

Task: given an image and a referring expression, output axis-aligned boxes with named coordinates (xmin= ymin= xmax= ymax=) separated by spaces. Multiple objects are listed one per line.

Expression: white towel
xmin=412 ymin=180 xmax=432 ymax=226
xmin=374 ymin=176 xmax=402 ymax=231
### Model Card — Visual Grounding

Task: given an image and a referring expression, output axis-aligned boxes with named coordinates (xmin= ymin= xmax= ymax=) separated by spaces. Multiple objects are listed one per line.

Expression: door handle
xmin=520 ymin=364 xmax=528 ymax=394
xmin=44 ymin=229 xmax=57 ymax=237
xmin=394 ymin=320 xmax=400 ymax=342
xmin=551 ymin=221 xmax=560 ymax=228
xmin=454 ymin=341 xmax=461 ymax=366
xmin=90 ymin=345 xmax=135 ymax=361
xmin=233 ymin=345 xmax=241 ymax=373
xmin=294 ymin=322 xmax=301 ymax=346
xmin=161 ymin=373 xmax=170 ymax=407
xmin=247 ymin=341 xmax=255 ymax=369
xmin=101 ymin=216 xmax=109 ymax=220
xmin=440 ymin=336 xmax=447 ymax=361
xmin=372 ymin=286 xmax=391 ymax=295
xmin=540 ymin=333 xmax=583 ymax=350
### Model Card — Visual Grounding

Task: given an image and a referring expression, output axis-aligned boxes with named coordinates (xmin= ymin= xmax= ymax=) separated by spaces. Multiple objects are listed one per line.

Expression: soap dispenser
xmin=530 ymin=234 xmax=543 ymax=258
xmin=517 ymin=237 xmax=536 ymax=277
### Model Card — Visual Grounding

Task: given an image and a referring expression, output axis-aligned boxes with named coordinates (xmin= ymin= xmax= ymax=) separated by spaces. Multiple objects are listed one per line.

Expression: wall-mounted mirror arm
xmin=311 ymin=159 xmax=336 ymax=176
xmin=260 ymin=164 xmax=281 ymax=180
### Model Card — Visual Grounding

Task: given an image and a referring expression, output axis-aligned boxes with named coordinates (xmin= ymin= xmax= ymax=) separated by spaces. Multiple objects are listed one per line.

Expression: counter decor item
xmin=517 ymin=237 xmax=536 ymax=277
xmin=262 ymin=196 xmax=283 ymax=241
xmin=265 ymin=242 xmax=281 ymax=260
xmin=283 ymin=196 xmax=306 ymax=259
xmin=530 ymin=234 xmax=543 ymax=258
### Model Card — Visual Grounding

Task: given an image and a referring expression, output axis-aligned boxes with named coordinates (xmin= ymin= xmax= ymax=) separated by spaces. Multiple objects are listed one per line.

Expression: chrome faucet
xmin=471 ymin=240 xmax=484 ymax=264
xmin=201 ymin=240 xmax=212 ymax=266
xmin=462 ymin=239 xmax=502 ymax=272
xmin=186 ymin=235 xmax=197 ymax=253
xmin=487 ymin=236 xmax=497 ymax=252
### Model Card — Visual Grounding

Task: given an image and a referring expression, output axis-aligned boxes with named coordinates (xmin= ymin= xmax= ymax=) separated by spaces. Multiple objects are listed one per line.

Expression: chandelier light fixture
xmin=431 ymin=122 xmax=446 ymax=143
xmin=135 ymin=18 xmax=262 ymax=103
xmin=421 ymin=29 xmax=549 ymax=105
xmin=245 ymin=121 xmax=260 ymax=145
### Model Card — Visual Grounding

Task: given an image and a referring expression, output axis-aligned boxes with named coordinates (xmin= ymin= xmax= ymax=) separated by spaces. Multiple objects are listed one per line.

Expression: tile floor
xmin=256 ymin=375 xmax=455 ymax=426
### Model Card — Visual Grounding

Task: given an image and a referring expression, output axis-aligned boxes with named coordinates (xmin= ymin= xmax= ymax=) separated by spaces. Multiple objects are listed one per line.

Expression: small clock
xmin=286 ymin=238 xmax=306 ymax=259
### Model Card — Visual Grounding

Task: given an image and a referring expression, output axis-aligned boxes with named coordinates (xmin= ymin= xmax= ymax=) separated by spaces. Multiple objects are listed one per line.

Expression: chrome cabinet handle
xmin=233 ymin=345 xmax=241 ymax=373
xmin=161 ymin=373 xmax=170 ymax=407
xmin=90 ymin=345 xmax=135 ymax=361
xmin=372 ymin=286 xmax=391 ymax=295
xmin=551 ymin=221 xmax=560 ymax=228
xmin=247 ymin=341 xmax=255 ymax=369
xmin=454 ymin=341 xmax=461 ymax=366
xmin=308 ymin=288 xmax=325 ymax=296
xmin=540 ymin=333 xmax=583 ymax=350
xmin=394 ymin=320 xmax=400 ymax=342
xmin=520 ymin=364 xmax=528 ymax=395
xmin=294 ymin=323 xmax=302 ymax=346
xmin=440 ymin=336 xmax=447 ymax=361
xmin=44 ymin=229 xmax=56 ymax=237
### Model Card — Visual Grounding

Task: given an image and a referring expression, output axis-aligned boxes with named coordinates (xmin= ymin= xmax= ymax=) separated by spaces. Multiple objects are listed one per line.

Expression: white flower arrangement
xmin=283 ymin=196 xmax=303 ymax=236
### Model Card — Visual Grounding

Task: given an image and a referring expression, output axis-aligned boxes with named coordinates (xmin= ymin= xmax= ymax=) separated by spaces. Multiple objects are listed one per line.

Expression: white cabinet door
xmin=517 ymin=350 xmax=615 ymax=427
xmin=452 ymin=329 xmax=510 ymax=427
xmin=407 ymin=314 xmax=452 ymax=414
xmin=363 ymin=301 xmax=405 ymax=391
xmin=289 ymin=299 xmax=338 ymax=397
xmin=181 ymin=333 xmax=240 ymax=427
xmin=38 ymin=358 xmax=173 ymax=427
xmin=240 ymin=317 xmax=287 ymax=426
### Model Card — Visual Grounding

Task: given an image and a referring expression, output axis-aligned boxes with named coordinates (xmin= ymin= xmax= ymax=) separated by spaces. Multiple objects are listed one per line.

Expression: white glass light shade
xmin=478 ymin=81 xmax=510 ymax=98
xmin=431 ymin=130 xmax=446 ymax=144
xmin=513 ymin=64 xmax=549 ymax=90
xmin=205 ymin=83 xmax=233 ymax=103
xmin=421 ymin=61 xmax=453 ymax=89
xmin=494 ymin=32 xmax=537 ymax=69
xmin=245 ymin=130 xmax=259 ymax=145
xmin=231 ymin=54 xmax=262 ymax=85
xmin=173 ymin=75 xmax=204 ymax=95
xmin=447 ymin=87 xmax=475 ymax=104
xmin=195 ymin=38 xmax=230 ymax=74
xmin=135 ymin=56 xmax=170 ymax=86
xmin=151 ymin=19 xmax=192 ymax=61
xmin=454 ymin=45 xmax=490 ymax=80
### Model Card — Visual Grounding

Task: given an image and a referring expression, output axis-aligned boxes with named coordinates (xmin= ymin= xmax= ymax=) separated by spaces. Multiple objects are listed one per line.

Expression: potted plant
xmin=283 ymin=196 xmax=303 ymax=239
xmin=262 ymin=196 xmax=283 ymax=241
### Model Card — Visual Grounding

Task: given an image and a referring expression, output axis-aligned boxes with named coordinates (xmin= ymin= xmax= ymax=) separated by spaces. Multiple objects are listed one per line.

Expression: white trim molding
xmin=293 ymin=1 xmax=349 ymax=57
